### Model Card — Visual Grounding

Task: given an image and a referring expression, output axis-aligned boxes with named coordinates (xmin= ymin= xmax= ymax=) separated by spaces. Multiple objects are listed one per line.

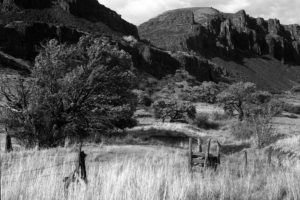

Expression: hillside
xmin=139 ymin=8 xmax=300 ymax=91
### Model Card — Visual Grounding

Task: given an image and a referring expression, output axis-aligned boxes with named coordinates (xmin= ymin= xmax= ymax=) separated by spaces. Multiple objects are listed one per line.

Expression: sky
xmin=99 ymin=0 xmax=300 ymax=26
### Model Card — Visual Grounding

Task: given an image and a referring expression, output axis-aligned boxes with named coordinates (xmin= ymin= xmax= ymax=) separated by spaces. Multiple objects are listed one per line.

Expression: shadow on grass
xmin=221 ymin=143 xmax=251 ymax=155
xmin=193 ymin=114 xmax=220 ymax=130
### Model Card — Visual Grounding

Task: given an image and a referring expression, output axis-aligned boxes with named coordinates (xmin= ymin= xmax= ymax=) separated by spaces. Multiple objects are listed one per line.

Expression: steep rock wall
xmin=139 ymin=8 xmax=300 ymax=65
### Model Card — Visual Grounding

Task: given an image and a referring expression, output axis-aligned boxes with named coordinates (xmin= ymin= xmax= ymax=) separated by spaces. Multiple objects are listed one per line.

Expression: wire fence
xmin=0 ymin=148 xmax=89 ymax=197
xmin=1 ymin=172 xmax=69 ymax=184
xmin=1 ymin=160 xmax=77 ymax=177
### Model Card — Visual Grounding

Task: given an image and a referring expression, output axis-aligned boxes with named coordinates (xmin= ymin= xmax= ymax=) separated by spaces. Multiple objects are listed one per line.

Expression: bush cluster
xmin=152 ymin=99 xmax=196 ymax=123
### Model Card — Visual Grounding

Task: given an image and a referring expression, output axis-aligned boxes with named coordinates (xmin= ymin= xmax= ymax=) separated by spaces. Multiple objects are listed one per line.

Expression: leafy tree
xmin=217 ymin=82 xmax=277 ymax=121
xmin=193 ymin=81 xmax=220 ymax=103
xmin=153 ymin=99 xmax=196 ymax=123
xmin=0 ymin=36 xmax=137 ymax=148
xmin=132 ymin=89 xmax=152 ymax=107
xmin=217 ymin=82 xmax=257 ymax=121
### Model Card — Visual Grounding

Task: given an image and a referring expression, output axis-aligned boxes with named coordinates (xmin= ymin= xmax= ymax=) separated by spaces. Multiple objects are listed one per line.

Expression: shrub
xmin=250 ymin=91 xmax=272 ymax=104
xmin=267 ymin=99 xmax=284 ymax=116
xmin=291 ymin=85 xmax=300 ymax=93
xmin=180 ymin=81 xmax=221 ymax=103
xmin=231 ymin=114 xmax=275 ymax=148
xmin=195 ymin=81 xmax=220 ymax=103
xmin=250 ymin=114 xmax=275 ymax=148
xmin=153 ymin=99 xmax=196 ymax=123
xmin=193 ymin=113 xmax=219 ymax=130
xmin=284 ymin=103 xmax=300 ymax=115
xmin=133 ymin=89 xmax=152 ymax=107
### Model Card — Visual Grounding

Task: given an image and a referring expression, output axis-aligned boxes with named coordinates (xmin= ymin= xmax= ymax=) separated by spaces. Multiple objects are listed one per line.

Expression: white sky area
xmin=99 ymin=0 xmax=300 ymax=26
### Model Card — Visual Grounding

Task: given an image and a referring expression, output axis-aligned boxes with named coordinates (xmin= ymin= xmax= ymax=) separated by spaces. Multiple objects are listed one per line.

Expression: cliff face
xmin=0 ymin=0 xmax=138 ymax=70
xmin=119 ymin=37 xmax=225 ymax=82
xmin=1 ymin=3 xmax=298 ymax=91
xmin=0 ymin=0 xmax=138 ymax=37
xmin=139 ymin=8 xmax=300 ymax=65
xmin=0 ymin=21 xmax=84 ymax=60
xmin=0 ymin=1 xmax=225 ymax=83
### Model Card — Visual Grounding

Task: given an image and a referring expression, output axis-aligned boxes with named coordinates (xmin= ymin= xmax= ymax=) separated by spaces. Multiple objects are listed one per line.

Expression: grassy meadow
xmin=1 ymin=94 xmax=300 ymax=200
xmin=1 ymin=144 xmax=300 ymax=200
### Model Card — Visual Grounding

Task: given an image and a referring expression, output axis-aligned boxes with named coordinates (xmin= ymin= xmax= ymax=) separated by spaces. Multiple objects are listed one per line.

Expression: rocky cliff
xmin=1 ymin=2 xmax=298 ymax=91
xmin=0 ymin=0 xmax=139 ymax=65
xmin=138 ymin=7 xmax=300 ymax=91
xmin=0 ymin=0 xmax=138 ymax=37
xmin=139 ymin=8 xmax=300 ymax=65
xmin=0 ymin=1 xmax=224 ymax=83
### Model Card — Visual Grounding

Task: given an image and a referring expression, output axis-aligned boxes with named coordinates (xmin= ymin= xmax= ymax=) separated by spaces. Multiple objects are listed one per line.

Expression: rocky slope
xmin=138 ymin=8 xmax=300 ymax=90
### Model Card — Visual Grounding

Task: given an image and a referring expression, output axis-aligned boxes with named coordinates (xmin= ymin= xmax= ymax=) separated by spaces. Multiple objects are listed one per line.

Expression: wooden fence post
xmin=188 ymin=138 xmax=192 ymax=172
xmin=216 ymin=141 xmax=221 ymax=163
xmin=197 ymin=138 xmax=202 ymax=153
xmin=63 ymin=145 xmax=87 ymax=199
xmin=77 ymin=147 xmax=87 ymax=183
xmin=4 ymin=129 xmax=12 ymax=153
xmin=267 ymin=148 xmax=272 ymax=166
xmin=277 ymin=154 xmax=282 ymax=167
xmin=204 ymin=139 xmax=211 ymax=169
xmin=243 ymin=150 xmax=248 ymax=174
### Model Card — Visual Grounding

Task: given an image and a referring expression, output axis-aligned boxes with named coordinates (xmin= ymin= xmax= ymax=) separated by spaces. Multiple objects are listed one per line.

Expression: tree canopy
xmin=0 ymin=36 xmax=137 ymax=147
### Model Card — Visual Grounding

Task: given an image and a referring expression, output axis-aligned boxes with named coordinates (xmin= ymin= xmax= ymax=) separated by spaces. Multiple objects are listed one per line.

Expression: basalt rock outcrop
xmin=0 ymin=1 xmax=225 ymax=83
xmin=119 ymin=36 xmax=226 ymax=82
xmin=0 ymin=0 xmax=138 ymax=37
xmin=0 ymin=0 xmax=138 ymax=73
xmin=139 ymin=8 xmax=300 ymax=65
xmin=0 ymin=21 xmax=84 ymax=60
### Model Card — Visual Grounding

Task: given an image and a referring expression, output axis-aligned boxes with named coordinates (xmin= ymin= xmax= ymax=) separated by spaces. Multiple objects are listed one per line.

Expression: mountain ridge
xmin=138 ymin=7 xmax=300 ymax=91
xmin=139 ymin=7 xmax=300 ymax=65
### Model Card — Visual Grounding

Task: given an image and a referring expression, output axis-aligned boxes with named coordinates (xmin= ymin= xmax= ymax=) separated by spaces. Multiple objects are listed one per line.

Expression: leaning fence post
xmin=77 ymin=145 xmax=87 ymax=183
xmin=188 ymin=138 xmax=192 ymax=172
xmin=63 ymin=145 xmax=88 ymax=199
xmin=4 ymin=128 xmax=13 ymax=153
xmin=197 ymin=138 xmax=202 ymax=153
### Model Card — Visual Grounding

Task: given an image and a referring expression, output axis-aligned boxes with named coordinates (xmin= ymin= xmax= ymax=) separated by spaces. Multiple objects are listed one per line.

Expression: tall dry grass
xmin=1 ymin=146 xmax=300 ymax=200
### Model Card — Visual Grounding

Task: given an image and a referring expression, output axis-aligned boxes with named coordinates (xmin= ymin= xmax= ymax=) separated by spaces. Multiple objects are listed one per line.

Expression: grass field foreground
xmin=1 ymin=145 xmax=300 ymax=200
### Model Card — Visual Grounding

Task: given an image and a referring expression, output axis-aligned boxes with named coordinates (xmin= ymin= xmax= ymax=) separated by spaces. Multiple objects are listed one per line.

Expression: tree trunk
xmin=238 ymin=109 xmax=244 ymax=121
xmin=237 ymin=101 xmax=244 ymax=121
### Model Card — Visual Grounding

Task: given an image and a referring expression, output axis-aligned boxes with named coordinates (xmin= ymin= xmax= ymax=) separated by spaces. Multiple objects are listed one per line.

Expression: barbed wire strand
xmin=1 ymin=160 xmax=77 ymax=177
xmin=1 ymin=171 xmax=69 ymax=184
